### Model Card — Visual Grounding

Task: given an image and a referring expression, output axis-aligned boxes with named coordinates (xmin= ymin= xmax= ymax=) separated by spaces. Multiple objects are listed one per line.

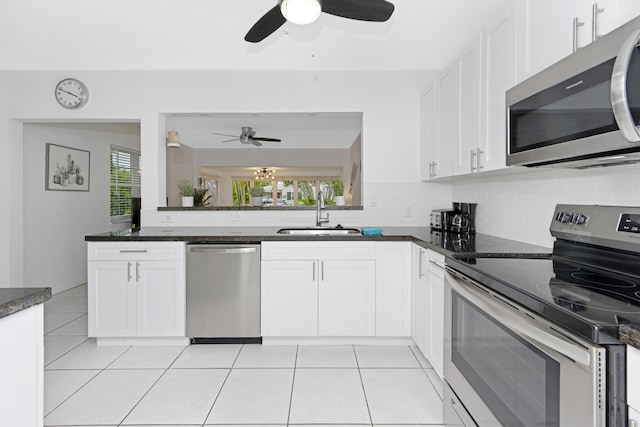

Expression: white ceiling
xmin=170 ymin=112 xmax=362 ymax=149
xmin=0 ymin=0 xmax=510 ymax=70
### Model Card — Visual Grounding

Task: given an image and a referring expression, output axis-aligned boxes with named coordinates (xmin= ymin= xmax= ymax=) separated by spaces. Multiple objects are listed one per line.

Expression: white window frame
xmin=110 ymin=145 xmax=141 ymax=223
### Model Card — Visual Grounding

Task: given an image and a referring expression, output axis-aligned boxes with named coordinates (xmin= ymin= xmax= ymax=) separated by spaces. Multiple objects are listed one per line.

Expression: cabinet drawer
xmin=427 ymin=250 xmax=446 ymax=279
xmin=88 ymin=242 xmax=185 ymax=261
xmin=262 ymin=241 xmax=375 ymax=260
xmin=629 ymin=345 xmax=640 ymax=412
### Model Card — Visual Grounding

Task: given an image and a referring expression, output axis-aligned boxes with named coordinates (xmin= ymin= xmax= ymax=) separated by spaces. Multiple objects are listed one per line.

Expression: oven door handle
xmin=448 ymin=270 xmax=592 ymax=367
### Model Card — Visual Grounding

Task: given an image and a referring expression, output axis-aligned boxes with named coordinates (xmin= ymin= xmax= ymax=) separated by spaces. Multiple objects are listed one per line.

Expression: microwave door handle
xmin=611 ymin=29 xmax=640 ymax=142
xmin=448 ymin=270 xmax=592 ymax=367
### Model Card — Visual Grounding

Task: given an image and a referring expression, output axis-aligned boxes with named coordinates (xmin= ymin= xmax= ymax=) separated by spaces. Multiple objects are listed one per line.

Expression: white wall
xmin=22 ymin=123 xmax=140 ymax=294
xmin=452 ymin=165 xmax=640 ymax=248
xmin=0 ymin=69 xmax=446 ymax=287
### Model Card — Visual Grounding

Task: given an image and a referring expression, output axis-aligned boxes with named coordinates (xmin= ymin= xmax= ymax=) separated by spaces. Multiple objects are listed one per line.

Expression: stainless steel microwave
xmin=507 ymin=15 xmax=640 ymax=168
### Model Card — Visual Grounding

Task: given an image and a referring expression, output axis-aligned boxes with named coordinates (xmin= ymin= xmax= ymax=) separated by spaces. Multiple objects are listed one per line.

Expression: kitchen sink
xmin=277 ymin=227 xmax=361 ymax=236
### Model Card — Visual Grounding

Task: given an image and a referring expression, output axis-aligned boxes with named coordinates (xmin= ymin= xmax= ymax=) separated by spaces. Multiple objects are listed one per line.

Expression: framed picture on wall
xmin=45 ymin=143 xmax=90 ymax=191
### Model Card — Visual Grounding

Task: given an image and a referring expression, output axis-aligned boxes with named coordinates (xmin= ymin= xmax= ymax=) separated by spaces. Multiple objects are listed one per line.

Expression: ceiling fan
xmin=211 ymin=126 xmax=282 ymax=147
xmin=245 ymin=0 xmax=395 ymax=43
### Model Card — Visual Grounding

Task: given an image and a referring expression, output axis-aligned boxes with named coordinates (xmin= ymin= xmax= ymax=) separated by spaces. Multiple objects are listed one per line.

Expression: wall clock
xmin=55 ymin=78 xmax=89 ymax=109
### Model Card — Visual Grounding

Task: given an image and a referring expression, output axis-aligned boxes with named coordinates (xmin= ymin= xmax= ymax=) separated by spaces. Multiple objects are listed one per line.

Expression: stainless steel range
xmin=444 ymin=204 xmax=640 ymax=427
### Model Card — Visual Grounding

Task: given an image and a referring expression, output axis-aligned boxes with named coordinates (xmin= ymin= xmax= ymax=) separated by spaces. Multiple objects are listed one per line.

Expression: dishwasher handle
xmin=188 ymin=246 xmax=257 ymax=254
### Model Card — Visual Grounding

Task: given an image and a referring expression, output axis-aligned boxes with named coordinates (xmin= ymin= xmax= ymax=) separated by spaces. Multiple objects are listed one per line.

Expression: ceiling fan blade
xmin=220 ymin=138 xmax=240 ymax=143
xmin=252 ymin=137 xmax=282 ymax=142
xmin=322 ymin=0 xmax=395 ymax=22
xmin=245 ymin=5 xmax=287 ymax=43
xmin=211 ymin=131 xmax=240 ymax=138
xmin=252 ymin=140 xmax=263 ymax=147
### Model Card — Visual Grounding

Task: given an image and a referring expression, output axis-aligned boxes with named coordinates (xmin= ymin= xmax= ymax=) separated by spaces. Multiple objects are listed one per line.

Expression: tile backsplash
xmin=452 ymin=165 xmax=640 ymax=248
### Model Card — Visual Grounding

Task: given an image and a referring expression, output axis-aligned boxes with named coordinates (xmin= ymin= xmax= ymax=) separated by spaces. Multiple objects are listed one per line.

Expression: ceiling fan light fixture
xmin=280 ymin=0 xmax=322 ymax=25
xmin=167 ymin=129 xmax=181 ymax=148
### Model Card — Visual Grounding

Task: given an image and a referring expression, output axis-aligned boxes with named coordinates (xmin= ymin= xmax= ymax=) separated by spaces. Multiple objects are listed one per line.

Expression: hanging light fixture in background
xmin=166 ymin=115 xmax=181 ymax=148
xmin=280 ymin=0 xmax=322 ymax=25
xmin=254 ymin=167 xmax=275 ymax=181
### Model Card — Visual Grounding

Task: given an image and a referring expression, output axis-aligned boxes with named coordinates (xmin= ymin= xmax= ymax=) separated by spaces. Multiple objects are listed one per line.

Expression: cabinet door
xmin=319 ymin=260 xmax=375 ymax=336
xmin=483 ymin=3 xmax=516 ymax=172
xmin=427 ymin=268 xmax=445 ymax=379
xmin=611 ymin=0 xmax=640 ymax=28
xmin=516 ymin=0 xmax=576 ymax=81
xmin=458 ymin=36 xmax=484 ymax=175
xmin=261 ymin=260 xmax=318 ymax=336
xmin=411 ymin=245 xmax=429 ymax=358
xmin=376 ymin=242 xmax=412 ymax=336
xmin=435 ymin=64 xmax=459 ymax=178
xmin=136 ymin=260 xmax=185 ymax=337
xmin=421 ymin=82 xmax=438 ymax=180
xmin=88 ymin=261 xmax=136 ymax=337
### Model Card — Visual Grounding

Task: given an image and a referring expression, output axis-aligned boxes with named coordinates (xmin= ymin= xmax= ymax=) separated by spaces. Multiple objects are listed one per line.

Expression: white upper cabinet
xmin=516 ymin=0 xmax=640 ymax=82
xmin=434 ymin=63 xmax=459 ymax=178
xmin=482 ymin=2 xmax=517 ymax=172
xmin=457 ymin=35 xmax=484 ymax=175
xmin=613 ymin=0 xmax=640 ymax=27
xmin=516 ymin=0 xmax=576 ymax=82
xmin=421 ymin=82 xmax=438 ymax=180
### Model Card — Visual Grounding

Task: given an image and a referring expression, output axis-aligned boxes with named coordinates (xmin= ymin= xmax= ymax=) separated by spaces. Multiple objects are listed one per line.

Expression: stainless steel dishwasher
xmin=186 ymin=243 xmax=261 ymax=344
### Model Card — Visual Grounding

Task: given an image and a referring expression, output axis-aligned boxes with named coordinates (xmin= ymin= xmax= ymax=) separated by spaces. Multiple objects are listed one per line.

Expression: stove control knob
xmin=556 ymin=211 xmax=571 ymax=223
xmin=571 ymin=213 xmax=589 ymax=225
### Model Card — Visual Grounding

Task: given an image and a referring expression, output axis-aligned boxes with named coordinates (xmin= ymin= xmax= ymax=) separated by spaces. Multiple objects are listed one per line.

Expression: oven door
xmin=444 ymin=269 xmax=606 ymax=427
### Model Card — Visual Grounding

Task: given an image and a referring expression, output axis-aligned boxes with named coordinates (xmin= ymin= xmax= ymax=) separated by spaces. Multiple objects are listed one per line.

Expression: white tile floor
xmin=43 ymin=284 xmax=445 ymax=427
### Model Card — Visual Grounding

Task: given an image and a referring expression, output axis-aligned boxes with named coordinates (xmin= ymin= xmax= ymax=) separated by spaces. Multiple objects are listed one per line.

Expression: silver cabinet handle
xmin=136 ymin=262 xmax=141 ymax=281
xmin=321 ymin=261 xmax=324 ymax=281
xmin=592 ymin=3 xmax=604 ymax=42
xmin=127 ymin=262 xmax=133 ymax=281
xmin=612 ymin=29 xmax=640 ymax=142
xmin=120 ymin=249 xmax=148 ymax=253
xmin=418 ymin=249 xmax=425 ymax=278
xmin=477 ymin=148 xmax=484 ymax=170
xmin=470 ymin=150 xmax=477 ymax=172
xmin=573 ymin=17 xmax=585 ymax=52
xmin=189 ymin=247 xmax=257 ymax=254
xmin=431 ymin=161 xmax=438 ymax=178
xmin=312 ymin=262 xmax=316 ymax=282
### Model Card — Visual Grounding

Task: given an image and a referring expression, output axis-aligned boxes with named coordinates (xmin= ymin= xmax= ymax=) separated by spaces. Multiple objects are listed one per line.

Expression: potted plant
xmin=193 ymin=188 xmax=211 ymax=207
xmin=177 ymin=179 xmax=195 ymax=207
xmin=333 ymin=180 xmax=345 ymax=206
xmin=249 ymin=186 xmax=264 ymax=206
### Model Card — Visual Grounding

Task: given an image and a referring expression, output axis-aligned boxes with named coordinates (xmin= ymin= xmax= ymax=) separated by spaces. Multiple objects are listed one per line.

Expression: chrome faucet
xmin=316 ymin=191 xmax=330 ymax=227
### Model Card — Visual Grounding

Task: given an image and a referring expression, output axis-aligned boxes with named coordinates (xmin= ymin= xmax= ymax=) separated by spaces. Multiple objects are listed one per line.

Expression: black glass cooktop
xmin=446 ymin=252 xmax=640 ymax=344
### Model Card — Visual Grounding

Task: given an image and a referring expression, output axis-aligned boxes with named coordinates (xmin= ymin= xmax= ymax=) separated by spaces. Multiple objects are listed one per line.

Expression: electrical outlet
xmin=230 ymin=212 xmax=242 ymax=221
xmin=404 ymin=205 xmax=414 ymax=217
xmin=370 ymin=195 xmax=378 ymax=207
xmin=161 ymin=214 xmax=175 ymax=223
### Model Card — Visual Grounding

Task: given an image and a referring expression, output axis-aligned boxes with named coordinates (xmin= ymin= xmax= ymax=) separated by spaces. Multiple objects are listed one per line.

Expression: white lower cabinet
xmin=261 ymin=241 xmax=410 ymax=338
xmin=87 ymin=242 xmax=186 ymax=339
xmin=0 ymin=304 xmax=44 ymax=427
xmin=376 ymin=242 xmax=412 ymax=337
xmin=411 ymin=244 xmax=445 ymax=378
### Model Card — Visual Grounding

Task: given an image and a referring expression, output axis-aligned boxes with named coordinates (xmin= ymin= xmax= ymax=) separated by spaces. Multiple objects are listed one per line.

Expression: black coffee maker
xmin=450 ymin=202 xmax=477 ymax=234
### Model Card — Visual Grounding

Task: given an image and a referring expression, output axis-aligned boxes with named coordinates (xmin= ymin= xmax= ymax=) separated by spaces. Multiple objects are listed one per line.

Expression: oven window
xmin=452 ymin=292 xmax=560 ymax=427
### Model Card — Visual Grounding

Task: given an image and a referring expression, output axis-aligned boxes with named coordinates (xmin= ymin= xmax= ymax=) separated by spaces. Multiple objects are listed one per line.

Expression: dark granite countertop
xmin=619 ymin=324 xmax=640 ymax=350
xmin=85 ymin=226 xmax=550 ymax=258
xmin=0 ymin=288 xmax=51 ymax=320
